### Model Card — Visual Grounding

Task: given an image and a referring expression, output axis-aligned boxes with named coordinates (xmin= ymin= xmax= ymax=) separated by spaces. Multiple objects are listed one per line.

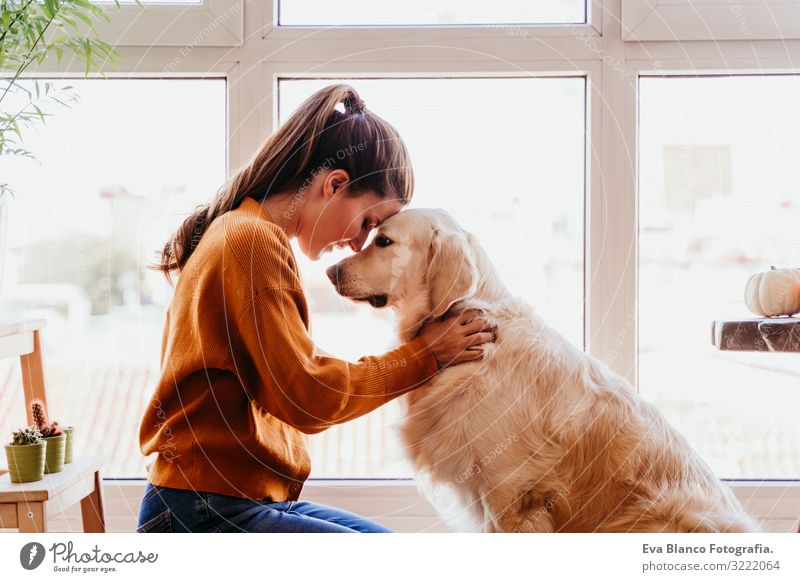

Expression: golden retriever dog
xmin=326 ymin=209 xmax=758 ymax=533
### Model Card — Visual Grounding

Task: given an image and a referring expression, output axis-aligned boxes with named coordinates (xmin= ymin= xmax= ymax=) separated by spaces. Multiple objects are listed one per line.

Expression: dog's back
xmin=400 ymin=297 xmax=758 ymax=533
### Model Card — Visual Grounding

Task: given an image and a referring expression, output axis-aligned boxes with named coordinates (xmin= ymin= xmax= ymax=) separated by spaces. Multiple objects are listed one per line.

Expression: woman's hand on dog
xmin=416 ymin=308 xmax=496 ymax=369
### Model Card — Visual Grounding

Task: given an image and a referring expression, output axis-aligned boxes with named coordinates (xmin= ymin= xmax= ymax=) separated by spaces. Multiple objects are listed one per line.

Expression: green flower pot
xmin=43 ymin=433 xmax=66 ymax=474
xmin=63 ymin=426 xmax=74 ymax=464
xmin=4 ymin=442 xmax=46 ymax=483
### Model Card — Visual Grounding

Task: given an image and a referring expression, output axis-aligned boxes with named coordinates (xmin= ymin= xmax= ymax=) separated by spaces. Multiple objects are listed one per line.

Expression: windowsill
xmin=5 ymin=478 xmax=798 ymax=533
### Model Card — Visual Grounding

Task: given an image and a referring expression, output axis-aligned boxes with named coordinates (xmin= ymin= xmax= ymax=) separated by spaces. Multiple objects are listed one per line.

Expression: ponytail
xmin=153 ymin=83 xmax=414 ymax=283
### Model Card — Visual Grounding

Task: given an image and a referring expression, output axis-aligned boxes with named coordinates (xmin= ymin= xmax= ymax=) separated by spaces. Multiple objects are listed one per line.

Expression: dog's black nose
xmin=326 ymin=264 xmax=340 ymax=283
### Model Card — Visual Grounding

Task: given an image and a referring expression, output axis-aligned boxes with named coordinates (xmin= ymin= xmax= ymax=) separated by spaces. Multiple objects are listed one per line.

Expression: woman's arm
xmin=232 ymin=285 xmax=493 ymax=434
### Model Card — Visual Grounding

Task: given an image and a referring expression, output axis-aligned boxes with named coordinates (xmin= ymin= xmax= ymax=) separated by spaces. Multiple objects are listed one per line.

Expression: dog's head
xmin=326 ymin=209 xmax=479 ymax=320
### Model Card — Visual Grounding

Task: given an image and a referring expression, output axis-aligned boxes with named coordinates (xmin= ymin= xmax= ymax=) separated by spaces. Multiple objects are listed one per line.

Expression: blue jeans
xmin=136 ymin=482 xmax=393 ymax=533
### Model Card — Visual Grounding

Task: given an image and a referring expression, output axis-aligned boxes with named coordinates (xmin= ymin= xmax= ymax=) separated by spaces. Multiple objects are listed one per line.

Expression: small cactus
xmin=10 ymin=427 xmax=43 ymax=446
xmin=41 ymin=422 xmax=63 ymax=437
xmin=31 ymin=399 xmax=47 ymax=428
xmin=30 ymin=399 xmax=63 ymax=437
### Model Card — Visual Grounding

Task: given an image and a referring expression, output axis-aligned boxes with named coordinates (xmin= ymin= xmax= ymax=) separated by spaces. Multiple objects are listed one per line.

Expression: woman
xmin=136 ymin=84 xmax=495 ymax=533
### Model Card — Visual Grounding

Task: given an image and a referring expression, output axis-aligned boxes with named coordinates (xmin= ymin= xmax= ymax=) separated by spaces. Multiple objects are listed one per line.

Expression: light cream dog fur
xmin=327 ymin=208 xmax=758 ymax=533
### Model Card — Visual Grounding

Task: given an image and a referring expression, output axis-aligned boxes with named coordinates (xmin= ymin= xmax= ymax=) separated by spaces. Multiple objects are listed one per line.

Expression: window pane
xmin=279 ymin=77 xmax=585 ymax=477
xmin=639 ymin=75 xmax=800 ymax=479
xmin=0 ymin=79 xmax=226 ymax=478
xmin=279 ymin=0 xmax=585 ymax=26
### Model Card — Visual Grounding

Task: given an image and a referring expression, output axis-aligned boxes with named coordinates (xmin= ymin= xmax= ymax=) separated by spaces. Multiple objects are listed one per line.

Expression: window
xmin=622 ymin=0 xmax=800 ymax=41
xmin=113 ymin=0 xmax=202 ymax=3
xmin=639 ymin=75 xmax=800 ymax=479
xmin=3 ymin=2 xmax=800 ymax=528
xmin=279 ymin=77 xmax=586 ymax=477
xmin=278 ymin=0 xmax=586 ymax=26
xmin=0 ymin=78 xmax=227 ymax=478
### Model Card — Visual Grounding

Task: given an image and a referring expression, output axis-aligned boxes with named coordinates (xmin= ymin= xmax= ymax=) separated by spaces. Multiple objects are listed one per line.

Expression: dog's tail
xmin=596 ymin=485 xmax=760 ymax=533
xmin=646 ymin=488 xmax=760 ymax=533
xmin=671 ymin=510 xmax=759 ymax=533
xmin=671 ymin=504 xmax=760 ymax=533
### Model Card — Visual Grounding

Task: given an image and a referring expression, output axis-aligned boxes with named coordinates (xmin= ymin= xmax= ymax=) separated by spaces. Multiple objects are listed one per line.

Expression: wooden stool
xmin=0 ymin=454 xmax=106 ymax=532
xmin=0 ymin=317 xmax=107 ymax=532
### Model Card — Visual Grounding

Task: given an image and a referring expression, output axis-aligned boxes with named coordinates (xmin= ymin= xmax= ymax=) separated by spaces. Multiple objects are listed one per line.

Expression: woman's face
xmin=298 ymin=169 xmax=405 ymax=261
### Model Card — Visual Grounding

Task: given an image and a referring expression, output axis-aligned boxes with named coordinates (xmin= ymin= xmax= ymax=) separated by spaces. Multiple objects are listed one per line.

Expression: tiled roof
xmin=5 ymin=358 xmax=794 ymax=481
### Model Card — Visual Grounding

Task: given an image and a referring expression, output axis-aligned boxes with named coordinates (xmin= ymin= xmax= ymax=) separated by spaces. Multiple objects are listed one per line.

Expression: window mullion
xmin=585 ymin=58 xmax=638 ymax=387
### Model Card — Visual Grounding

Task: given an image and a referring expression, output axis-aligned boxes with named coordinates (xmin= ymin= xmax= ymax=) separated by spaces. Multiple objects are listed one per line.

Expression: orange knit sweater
xmin=138 ymin=196 xmax=438 ymax=501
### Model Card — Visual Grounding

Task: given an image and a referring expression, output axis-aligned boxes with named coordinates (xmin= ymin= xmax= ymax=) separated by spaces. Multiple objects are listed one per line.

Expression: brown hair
xmin=153 ymin=83 xmax=414 ymax=282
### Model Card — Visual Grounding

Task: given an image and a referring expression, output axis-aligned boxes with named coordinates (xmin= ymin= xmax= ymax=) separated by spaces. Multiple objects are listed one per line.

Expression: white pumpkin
xmin=744 ymin=267 xmax=800 ymax=317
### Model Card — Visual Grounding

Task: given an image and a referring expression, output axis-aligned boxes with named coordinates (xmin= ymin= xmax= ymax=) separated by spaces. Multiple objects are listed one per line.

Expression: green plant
xmin=31 ymin=398 xmax=63 ymax=437
xmin=5 ymin=425 xmax=46 ymax=482
xmin=1 ymin=0 xmax=133 ymax=198
xmin=10 ymin=426 xmax=42 ymax=445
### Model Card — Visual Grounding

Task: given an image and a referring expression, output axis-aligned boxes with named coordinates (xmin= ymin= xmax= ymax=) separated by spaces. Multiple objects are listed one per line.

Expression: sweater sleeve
xmin=233 ymin=285 xmax=439 ymax=434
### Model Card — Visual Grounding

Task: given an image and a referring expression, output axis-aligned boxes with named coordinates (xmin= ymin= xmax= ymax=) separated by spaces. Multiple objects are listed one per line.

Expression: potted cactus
xmin=31 ymin=400 xmax=66 ymax=474
xmin=4 ymin=427 xmax=46 ymax=483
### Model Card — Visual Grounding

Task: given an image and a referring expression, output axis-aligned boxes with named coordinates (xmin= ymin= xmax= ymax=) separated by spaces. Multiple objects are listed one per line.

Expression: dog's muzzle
xmin=326 ymin=264 xmax=388 ymax=308
xmin=325 ymin=264 xmax=341 ymax=284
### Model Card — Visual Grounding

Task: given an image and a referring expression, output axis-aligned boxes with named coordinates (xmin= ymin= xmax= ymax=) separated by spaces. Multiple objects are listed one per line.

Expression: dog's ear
xmin=427 ymin=226 xmax=478 ymax=319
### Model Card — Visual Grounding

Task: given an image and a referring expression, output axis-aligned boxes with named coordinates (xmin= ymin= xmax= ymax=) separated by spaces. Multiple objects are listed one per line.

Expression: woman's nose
xmin=349 ymin=231 xmax=370 ymax=252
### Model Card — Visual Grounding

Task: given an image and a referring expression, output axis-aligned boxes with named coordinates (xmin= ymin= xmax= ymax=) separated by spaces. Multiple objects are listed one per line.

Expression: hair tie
xmin=343 ymin=95 xmax=366 ymax=114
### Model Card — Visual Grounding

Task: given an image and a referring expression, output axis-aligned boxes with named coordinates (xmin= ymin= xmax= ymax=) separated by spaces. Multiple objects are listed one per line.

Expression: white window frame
xmin=262 ymin=0 xmax=602 ymax=39
xmin=20 ymin=0 xmax=800 ymax=531
xmin=622 ymin=0 xmax=800 ymax=41
xmin=87 ymin=0 xmax=243 ymax=46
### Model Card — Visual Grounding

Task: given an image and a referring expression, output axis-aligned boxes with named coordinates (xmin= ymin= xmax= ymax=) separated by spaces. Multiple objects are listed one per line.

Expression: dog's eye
xmin=374 ymin=234 xmax=393 ymax=248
